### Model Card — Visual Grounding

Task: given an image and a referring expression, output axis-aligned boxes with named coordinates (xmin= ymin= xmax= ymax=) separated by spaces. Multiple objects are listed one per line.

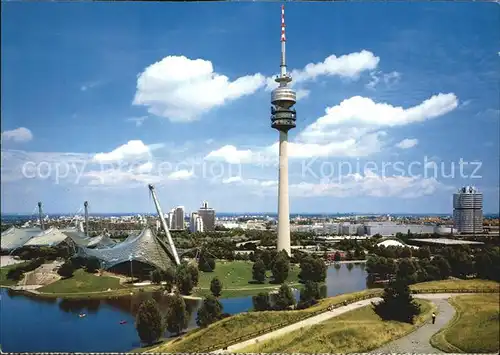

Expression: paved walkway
xmin=212 ymin=293 xmax=472 ymax=354
xmin=374 ymin=295 xmax=455 ymax=353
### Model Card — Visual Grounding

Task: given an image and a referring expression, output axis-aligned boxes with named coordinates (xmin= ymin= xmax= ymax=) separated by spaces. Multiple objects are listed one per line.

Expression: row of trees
xmin=136 ymin=276 xmax=227 ymax=345
xmin=366 ymin=246 xmax=500 ymax=283
xmin=251 ymin=253 xmax=328 ymax=311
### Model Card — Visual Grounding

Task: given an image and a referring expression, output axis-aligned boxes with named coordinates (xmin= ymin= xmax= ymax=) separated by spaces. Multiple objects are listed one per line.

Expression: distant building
xmin=174 ymin=206 xmax=185 ymax=230
xmin=198 ymin=201 xmax=216 ymax=231
xmin=453 ymin=186 xmax=483 ymax=234
xmin=167 ymin=211 xmax=174 ymax=229
xmin=340 ymin=223 xmax=365 ymax=236
xmin=364 ymin=222 xmax=435 ymax=236
xmin=190 ymin=212 xmax=204 ymax=233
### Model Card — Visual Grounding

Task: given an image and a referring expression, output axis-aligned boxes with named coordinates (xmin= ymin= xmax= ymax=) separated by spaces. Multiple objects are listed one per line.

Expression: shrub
xmin=150 ymin=269 xmax=163 ymax=284
xmin=252 ymin=292 xmax=271 ymax=311
xmin=7 ymin=257 xmax=45 ymax=281
xmin=196 ymin=295 xmax=223 ymax=327
xmin=210 ymin=277 xmax=223 ymax=297
xmin=85 ymin=257 xmax=101 ymax=273
xmin=58 ymin=261 xmax=75 ymax=279
xmin=136 ymin=299 xmax=164 ymax=345
xmin=7 ymin=268 xmax=24 ymax=281
xmin=272 ymin=284 xmax=295 ymax=311
xmin=300 ymin=281 xmax=321 ymax=304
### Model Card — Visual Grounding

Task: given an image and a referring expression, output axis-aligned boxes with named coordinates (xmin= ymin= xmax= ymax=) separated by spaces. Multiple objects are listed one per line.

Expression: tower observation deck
xmin=271 ymin=5 xmax=296 ymax=256
xmin=271 ymin=5 xmax=297 ymax=132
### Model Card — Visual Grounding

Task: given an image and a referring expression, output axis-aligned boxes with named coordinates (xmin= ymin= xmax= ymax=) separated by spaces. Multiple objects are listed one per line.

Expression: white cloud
xmin=93 ymin=140 xmax=153 ymax=162
xmin=133 ymin=56 xmax=266 ymax=122
xmin=206 ymin=93 xmax=459 ymax=163
xmin=300 ymin=94 xmax=458 ymax=137
xmin=296 ymin=89 xmax=310 ymax=100
xmin=395 ymin=138 xmax=419 ymax=149
xmin=366 ymin=71 xmax=401 ymax=90
xmin=289 ymin=170 xmax=449 ymax=198
xmin=168 ymin=169 xmax=194 ymax=181
xmin=134 ymin=51 xmax=380 ymax=122
xmin=291 ymin=50 xmax=379 ymax=84
xmin=136 ymin=161 xmax=153 ymax=174
xmin=221 ymin=175 xmax=277 ymax=188
xmin=266 ymin=50 xmax=380 ymax=91
xmin=205 ymin=145 xmax=255 ymax=164
xmin=1 ymin=127 xmax=33 ymax=143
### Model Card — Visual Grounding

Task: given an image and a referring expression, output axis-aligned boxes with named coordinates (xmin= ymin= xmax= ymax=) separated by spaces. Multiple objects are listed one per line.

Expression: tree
xmin=373 ymin=278 xmax=421 ymax=324
xmin=196 ymin=295 xmax=223 ymax=327
xmin=85 ymin=257 xmax=101 ymax=273
xmin=431 ymin=255 xmax=451 ymax=279
xmin=271 ymin=251 xmax=290 ymax=284
xmin=187 ymin=263 xmax=199 ymax=286
xmin=396 ymin=258 xmax=417 ymax=283
xmin=164 ymin=267 xmax=176 ymax=283
xmin=299 ymin=256 xmax=327 ymax=283
xmin=151 ymin=269 xmax=163 ymax=284
xmin=165 ymin=293 xmax=189 ymax=336
xmin=345 ymin=250 xmax=354 ymax=261
xmin=58 ymin=261 xmax=75 ymax=278
xmin=210 ymin=277 xmax=223 ymax=297
xmin=400 ymin=248 xmax=412 ymax=258
xmin=273 ymin=284 xmax=295 ymax=310
xmin=300 ymin=281 xmax=320 ymax=303
xmin=261 ymin=249 xmax=277 ymax=270
xmin=354 ymin=248 xmax=365 ymax=260
xmin=418 ymin=246 xmax=431 ymax=259
xmin=252 ymin=259 xmax=266 ymax=283
xmin=175 ymin=266 xmax=194 ymax=295
xmin=333 ymin=251 xmax=341 ymax=262
xmin=252 ymin=292 xmax=271 ymax=311
xmin=136 ymin=299 xmax=164 ymax=345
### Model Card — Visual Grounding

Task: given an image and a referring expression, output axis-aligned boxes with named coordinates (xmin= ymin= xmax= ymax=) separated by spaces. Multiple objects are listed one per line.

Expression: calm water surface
xmin=0 ymin=263 xmax=367 ymax=352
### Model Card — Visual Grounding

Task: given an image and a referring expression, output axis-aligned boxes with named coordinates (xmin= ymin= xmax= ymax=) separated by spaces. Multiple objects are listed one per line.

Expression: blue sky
xmin=1 ymin=2 xmax=499 ymax=214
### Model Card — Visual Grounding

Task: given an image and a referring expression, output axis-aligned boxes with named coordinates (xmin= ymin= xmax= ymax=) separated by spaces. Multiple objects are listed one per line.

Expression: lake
xmin=0 ymin=263 xmax=368 ymax=352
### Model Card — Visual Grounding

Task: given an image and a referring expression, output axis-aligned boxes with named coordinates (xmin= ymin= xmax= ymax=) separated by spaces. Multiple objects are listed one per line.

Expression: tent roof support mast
xmin=148 ymin=184 xmax=181 ymax=266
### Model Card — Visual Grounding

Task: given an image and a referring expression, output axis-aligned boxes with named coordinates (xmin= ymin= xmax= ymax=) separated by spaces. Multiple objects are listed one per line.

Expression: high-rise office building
xmin=198 ymin=201 xmax=216 ymax=231
xmin=453 ymin=186 xmax=483 ymax=234
xmin=190 ymin=212 xmax=204 ymax=233
xmin=166 ymin=211 xmax=174 ymax=229
xmin=174 ymin=206 xmax=185 ymax=230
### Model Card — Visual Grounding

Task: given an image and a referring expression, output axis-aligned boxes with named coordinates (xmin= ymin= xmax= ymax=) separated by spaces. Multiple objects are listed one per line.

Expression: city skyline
xmin=1 ymin=2 xmax=499 ymax=214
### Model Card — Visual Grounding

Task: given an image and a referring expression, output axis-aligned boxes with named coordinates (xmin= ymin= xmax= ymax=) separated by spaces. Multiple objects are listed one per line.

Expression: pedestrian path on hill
xmin=373 ymin=296 xmax=454 ymax=353
xmin=212 ymin=293 xmax=474 ymax=354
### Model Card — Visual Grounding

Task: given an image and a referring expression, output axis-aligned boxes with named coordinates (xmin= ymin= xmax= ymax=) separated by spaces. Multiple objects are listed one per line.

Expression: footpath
xmin=212 ymin=293 xmax=472 ymax=354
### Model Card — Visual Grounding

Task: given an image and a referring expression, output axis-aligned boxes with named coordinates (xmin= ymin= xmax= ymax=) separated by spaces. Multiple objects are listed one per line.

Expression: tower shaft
xmin=277 ymin=131 xmax=291 ymax=255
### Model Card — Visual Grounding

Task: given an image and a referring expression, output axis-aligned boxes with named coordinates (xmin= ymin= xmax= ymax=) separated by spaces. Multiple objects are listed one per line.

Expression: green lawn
xmin=194 ymin=260 xmax=301 ymax=298
xmin=431 ymin=294 xmax=500 ymax=353
xmin=37 ymin=269 xmax=124 ymax=294
xmin=241 ymin=299 xmax=434 ymax=353
xmin=0 ymin=262 xmax=30 ymax=286
xmin=411 ymin=279 xmax=500 ymax=292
